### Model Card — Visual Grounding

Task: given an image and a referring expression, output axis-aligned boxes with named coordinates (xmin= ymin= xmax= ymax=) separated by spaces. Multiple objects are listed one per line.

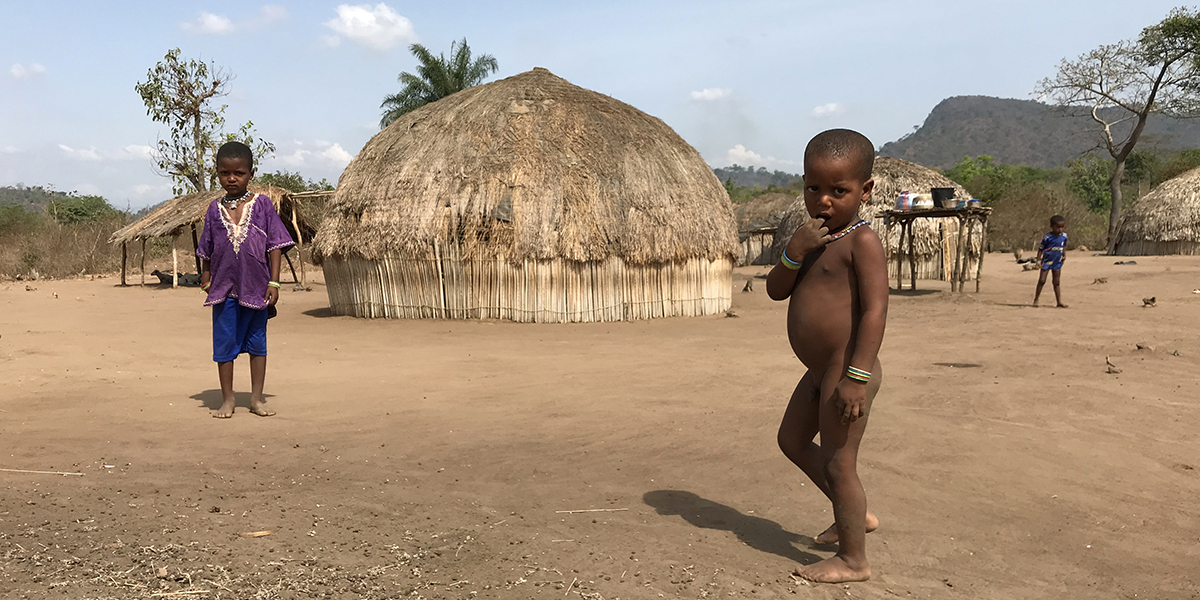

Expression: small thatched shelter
xmin=772 ymin=157 xmax=975 ymax=281
xmin=109 ymin=184 xmax=321 ymax=287
xmin=734 ymin=192 xmax=798 ymax=266
xmin=313 ymin=67 xmax=739 ymax=322
xmin=1113 ymin=166 xmax=1200 ymax=255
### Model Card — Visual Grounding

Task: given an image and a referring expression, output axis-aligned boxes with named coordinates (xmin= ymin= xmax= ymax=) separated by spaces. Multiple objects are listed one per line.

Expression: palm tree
xmin=379 ymin=38 xmax=499 ymax=128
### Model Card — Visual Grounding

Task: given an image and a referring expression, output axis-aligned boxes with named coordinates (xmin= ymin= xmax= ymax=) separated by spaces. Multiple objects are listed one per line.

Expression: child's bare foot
xmin=1056 ymin=303 xmax=1069 ymax=308
xmin=249 ymin=400 xmax=275 ymax=417
xmin=794 ymin=555 xmax=870 ymax=583
xmin=813 ymin=512 xmax=879 ymax=545
xmin=213 ymin=400 xmax=235 ymax=419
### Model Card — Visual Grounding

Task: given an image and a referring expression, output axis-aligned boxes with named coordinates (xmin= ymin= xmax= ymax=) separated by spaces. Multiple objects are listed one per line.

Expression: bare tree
xmin=135 ymin=48 xmax=274 ymax=195
xmin=1037 ymin=7 xmax=1200 ymax=251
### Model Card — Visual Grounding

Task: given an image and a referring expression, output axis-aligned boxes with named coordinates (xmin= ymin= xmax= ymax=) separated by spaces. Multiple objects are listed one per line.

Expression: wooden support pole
xmin=895 ymin=220 xmax=904 ymax=290
xmin=952 ymin=216 xmax=965 ymax=292
xmin=975 ymin=216 xmax=988 ymax=293
xmin=191 ymin=223 xmax=201 ymax=276
xmin=121 ymin=242 xmax=128 ymax=286
xmin=140 ymin=239 xmax=146 ymax=286
xmin=907 ymin=221 xmax=916 ymax=292
xmin=290 ymin=202 xmax=305 ymax=286
xmin=171 ymin=233 xmax=179 ymax=288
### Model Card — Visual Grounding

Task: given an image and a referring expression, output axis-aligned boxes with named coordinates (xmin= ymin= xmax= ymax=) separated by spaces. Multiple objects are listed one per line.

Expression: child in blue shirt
xmin=1033 ymin=215 xmax=1067 ymax=308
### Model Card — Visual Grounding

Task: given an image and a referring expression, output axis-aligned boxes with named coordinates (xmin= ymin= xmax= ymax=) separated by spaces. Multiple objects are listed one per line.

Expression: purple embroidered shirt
xmin=196 ymin=194 xmax=295 ymax=309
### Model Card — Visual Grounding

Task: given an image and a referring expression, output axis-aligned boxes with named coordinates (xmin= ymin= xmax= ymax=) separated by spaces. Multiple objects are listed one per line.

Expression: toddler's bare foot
xmin=813 ymin=512 xmax=879 ymax=545
xmin=794 ymin=555 xmax=870 ymax=583
xmin=213 ymin=400 xmax=235 ymax=419
xmin=249 ymin=400 xmax=275 ymax=417
xmin=1056 ymin=303 xmax=1069 ymax=308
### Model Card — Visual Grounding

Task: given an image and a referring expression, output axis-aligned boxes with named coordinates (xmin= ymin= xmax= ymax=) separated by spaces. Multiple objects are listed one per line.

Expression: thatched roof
xmin=773 ymin=156 xmax=971 ymax=258
xmin=1114 ymin=165 xmax=1200 ymax=249
xmin=313 ymin=67 xmax=739 ymax=265
xmin=734 ymin=192 xmax=798 ymax=234
xmin=109 ymin=184 xmax=316 ymax=245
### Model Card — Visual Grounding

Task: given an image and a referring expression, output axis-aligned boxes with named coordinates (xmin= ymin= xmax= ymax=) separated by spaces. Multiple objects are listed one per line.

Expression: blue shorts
xmin=1041 ymin=254 xmax=1063 ymax=271
xmin=212 ymin=297 xmax=268 ymax=362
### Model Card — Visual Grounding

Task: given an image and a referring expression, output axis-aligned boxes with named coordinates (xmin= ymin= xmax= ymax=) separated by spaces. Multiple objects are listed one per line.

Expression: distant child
xmin=767 ymin=129 xmax=888 ymax=584
xmin=1033 ymin=215 xmax=1068 ymax=308
xmin=197 ymin=142 xmax=295 ymax=418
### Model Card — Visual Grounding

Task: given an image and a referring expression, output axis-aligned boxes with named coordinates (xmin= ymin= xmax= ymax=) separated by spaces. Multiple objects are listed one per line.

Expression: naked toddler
xmin=766 ymin=129 xmax=889 ymax=583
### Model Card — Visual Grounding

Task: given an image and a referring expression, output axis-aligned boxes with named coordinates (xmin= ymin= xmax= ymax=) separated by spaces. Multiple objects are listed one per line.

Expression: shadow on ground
xmin=887 ymin=288 xmax=941 ymax=297
xmin=190 ymin=389 xmax=276 ymax=412
xmin=303 ymin=307 xmax=334 ymax=318
xmin=643 ymin=490 xmax=821 ymax=565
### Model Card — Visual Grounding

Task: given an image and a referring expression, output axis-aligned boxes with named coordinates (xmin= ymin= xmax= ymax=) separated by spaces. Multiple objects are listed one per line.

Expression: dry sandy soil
xmin=1 ymin=252 xmax=1198 ymax=600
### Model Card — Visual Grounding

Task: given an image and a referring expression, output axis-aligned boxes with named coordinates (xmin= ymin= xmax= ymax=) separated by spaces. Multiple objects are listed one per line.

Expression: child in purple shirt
xmin=197 ymin=142 xmax=295 ymax=418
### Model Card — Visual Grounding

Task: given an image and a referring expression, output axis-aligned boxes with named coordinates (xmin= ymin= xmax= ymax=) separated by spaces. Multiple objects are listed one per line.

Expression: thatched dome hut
xmin=1113 ymin=166 xmax=1200 ymax=255
xmin=772 ymin=157 xmax=974 ymax=281
xmin=734 ymin=192 xmax=797 ymax=266
xmin=313 ymin=67 xmax=739 ymax=322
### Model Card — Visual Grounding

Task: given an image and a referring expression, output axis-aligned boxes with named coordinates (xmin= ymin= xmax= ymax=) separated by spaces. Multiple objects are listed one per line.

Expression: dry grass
xmin=986 ymin=182 xmax=1106 ymax=253
xmin=0 ymin=216 xmax=171 ymax=280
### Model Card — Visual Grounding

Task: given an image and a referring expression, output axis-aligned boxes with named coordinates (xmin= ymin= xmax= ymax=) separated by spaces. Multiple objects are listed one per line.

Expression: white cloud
xmin=0 ymin=145 xmax=22 ymax=154
xmin=721 ymin=144 xmax=798 ymax=170
xmin=10 ymin=63 xmax=46 ymax=80
xmin=321 ymin=143 xmax=354 ymax=165
xmin=275 ymin=149 xmax=309 ymax=168
xmin=123 ymin=145 xmax=156 ymax=160
xmin=319 ymin=34 xmax=342 ymax=48
xmin=58 ymin=144 xmax=103 ymax=161
xmin=73 ymin=183 xmax=102 ymax=196
xmin=183 ymin=12 xmax=235 ymax=35
xmin=324 ymin=3 xmax=418 ymax=52
xmin=132 ymin=182 xmax=173 ymax=199
xmin=690 ymin=88 xmax=731 ymax=101
xmin=182 ymin=6 xmax=286 ymax=35
xmin=812 ymin=103 xmax=845 ymax=118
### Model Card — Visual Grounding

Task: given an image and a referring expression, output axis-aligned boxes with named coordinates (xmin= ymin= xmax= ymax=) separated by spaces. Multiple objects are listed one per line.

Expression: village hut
xmin=734 ymin=192 xmax=798 ymax=266
xmin=1113 ymin=165 xmax=1200 ymax=255
xmin=771 ymin=157 xmax=975 ymax=281
xmin=312 ymin=67 xmax=739 ymax=322
xmin=109 ymin=184 xmax=321 ymax=287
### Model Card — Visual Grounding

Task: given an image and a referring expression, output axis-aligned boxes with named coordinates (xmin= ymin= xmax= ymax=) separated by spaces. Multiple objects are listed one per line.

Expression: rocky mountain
xmin=878 ymin=96 xmax=1200 ymax=169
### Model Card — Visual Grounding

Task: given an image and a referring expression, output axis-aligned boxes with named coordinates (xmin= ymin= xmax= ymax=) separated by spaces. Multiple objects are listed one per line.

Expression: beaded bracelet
xmin=780 ymin=251 xmax=803 ymax=270
xmin=268 ymin=281 xmax=281 ymax=289
xmin=846 ymin=366 xmax=871 ymax=383
xmin=201 ymin=281 xmax=210 ymax=291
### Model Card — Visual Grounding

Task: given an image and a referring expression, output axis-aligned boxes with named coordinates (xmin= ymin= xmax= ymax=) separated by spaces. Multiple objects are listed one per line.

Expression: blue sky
xmin=0 ymin=1 xmax=1186 ymax=209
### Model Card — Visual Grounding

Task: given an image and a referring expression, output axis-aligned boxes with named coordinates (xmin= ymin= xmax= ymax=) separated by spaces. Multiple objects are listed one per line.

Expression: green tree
xmin=47 ymin=195 xmax=120 ymax=224
xmin=135 ymin=48 xmax=275 ymax=195
xmin=1036 ymin=8 xmax=1200 ymax=251
xmin=1156 ymin=147 xmax=1200 ymax=183
xmin=379 ymin=38 xmax=498 ymax=128
xmin=256 ymin=170 xmax=335 ymax=193
xmin=1067 ymin=157 xmax=1113 ymax=212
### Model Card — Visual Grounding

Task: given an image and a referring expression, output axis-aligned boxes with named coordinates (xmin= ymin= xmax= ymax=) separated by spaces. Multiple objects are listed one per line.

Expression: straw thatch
xmin=109 ymin=184 xmax=315 ymax=245
xmin=772 ymin=157 xmax=977 ymax=280
xmin=313 ymin=67 xmax=738 ymax=322
xmin=734 ymin=192 xmax=797 ymax=265
xmin=1113 ymin=165 xmax=1200 ymax=255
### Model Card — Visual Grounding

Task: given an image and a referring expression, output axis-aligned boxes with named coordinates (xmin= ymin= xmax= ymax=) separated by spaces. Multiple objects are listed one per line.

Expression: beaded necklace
xmin=221 ymin=190 xmax=252 ymax=210
xmin=828 ymin=219 xmax=869 ymax=242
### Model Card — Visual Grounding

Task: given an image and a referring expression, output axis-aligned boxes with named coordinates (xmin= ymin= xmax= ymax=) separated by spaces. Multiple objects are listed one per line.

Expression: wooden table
xmin=876 ymin=206 xmax=992 ymax=292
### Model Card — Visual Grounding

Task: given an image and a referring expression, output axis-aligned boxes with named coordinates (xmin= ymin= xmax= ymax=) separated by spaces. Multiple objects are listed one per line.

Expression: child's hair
xmin=804 ymin=129 xmax=875 ymax=182
xmin=1050 ymin=215 xmax=1066 ymax=227
xmin=216 ymin=141 xmax=254 ymax=168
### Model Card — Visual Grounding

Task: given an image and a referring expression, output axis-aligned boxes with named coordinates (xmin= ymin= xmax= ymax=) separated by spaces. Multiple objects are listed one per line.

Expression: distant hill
xmin=713 ymin=165 xmax=801 ymax=188
xmin=0 ymin=185 xmax=66 ymax=212
xmin=878 ymin=96 xmax=1200 ymax=169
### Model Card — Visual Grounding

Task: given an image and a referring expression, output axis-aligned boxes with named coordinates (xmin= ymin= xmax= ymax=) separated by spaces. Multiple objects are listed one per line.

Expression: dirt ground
xmin=2 ymin=252 xmax=1198 ymax=600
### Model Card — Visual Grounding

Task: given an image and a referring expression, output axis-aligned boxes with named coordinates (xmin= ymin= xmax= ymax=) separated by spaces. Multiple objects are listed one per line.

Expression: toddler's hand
xmin=786 ymin=217 xmax=832 ymax=260
xmin=266 ymin=286 xmax=279 ymax=307
xmin=833 ymin=378 xmax=868 ymax=424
